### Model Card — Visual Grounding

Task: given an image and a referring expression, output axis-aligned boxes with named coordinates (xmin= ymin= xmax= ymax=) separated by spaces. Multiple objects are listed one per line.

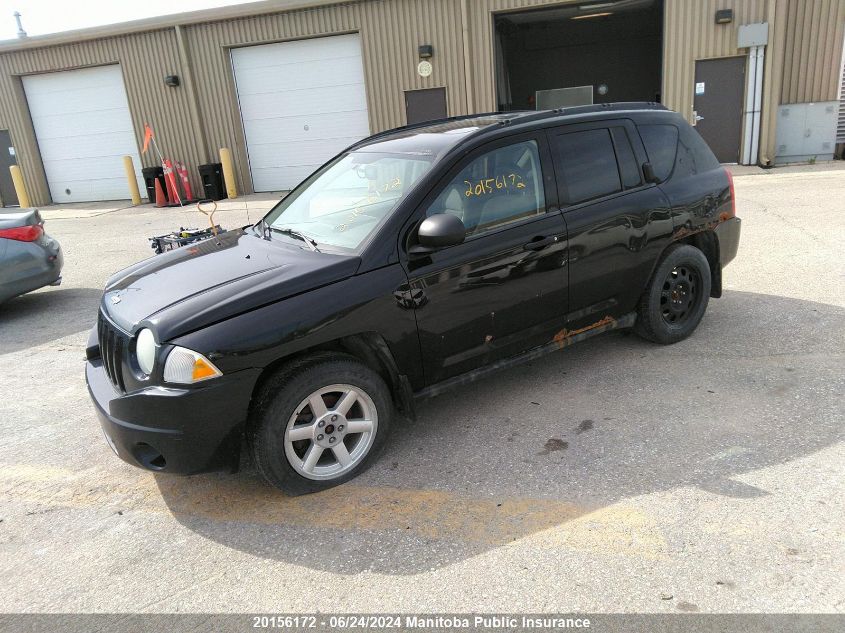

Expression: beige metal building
xmin=0 ymin=0 xmax=843 ymax=206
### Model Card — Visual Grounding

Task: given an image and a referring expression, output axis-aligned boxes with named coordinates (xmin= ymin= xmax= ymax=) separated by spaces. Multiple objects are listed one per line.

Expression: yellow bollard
xmin=122 ymin=156 xmax=142 ymax=205
xmin=219 ymin=147 xmax=238 ymax=199
xmin=9 ymin=165 xmax=31 ymax=208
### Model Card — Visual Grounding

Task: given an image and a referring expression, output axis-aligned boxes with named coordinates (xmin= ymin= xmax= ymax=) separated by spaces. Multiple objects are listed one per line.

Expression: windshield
xmin=262 ymin=151 xmax=434 ymax=252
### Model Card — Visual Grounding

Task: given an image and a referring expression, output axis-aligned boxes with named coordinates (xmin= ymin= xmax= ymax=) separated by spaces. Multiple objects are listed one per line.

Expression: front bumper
xmin=86 ymin=357 xmax=261 ymax=475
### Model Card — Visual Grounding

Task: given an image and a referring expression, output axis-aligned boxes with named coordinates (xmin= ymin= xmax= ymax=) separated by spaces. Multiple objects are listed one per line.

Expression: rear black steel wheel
xmin=635 ymin=244 xmax=711 ymax=344
xmin=660 ymin=263 xmax=702 ymax=325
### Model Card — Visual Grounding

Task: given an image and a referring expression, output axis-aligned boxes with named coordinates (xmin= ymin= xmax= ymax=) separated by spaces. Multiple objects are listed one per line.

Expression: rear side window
xmin=554 ymin=129 xmax=621 ymax=205
xmin=610 ymin=127 xmax=642 ymax=189
xmin=638 ymin=124 xmax=678 ymax=182
xmin=675 ymin=124 xmax=721 ymax=177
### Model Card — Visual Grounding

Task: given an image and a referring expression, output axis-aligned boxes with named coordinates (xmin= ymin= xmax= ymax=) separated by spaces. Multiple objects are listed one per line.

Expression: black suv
xmin=86 ymin=103 xmax=741 ymax=494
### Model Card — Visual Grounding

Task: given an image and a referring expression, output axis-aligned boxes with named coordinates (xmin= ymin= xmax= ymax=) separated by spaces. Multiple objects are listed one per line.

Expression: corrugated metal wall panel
xmin=0 ymin=61 xmax=35 ymax=199
xmin=2 ymin=0 xmax=844 ymax=204
xmin=781 ymin=0 xmax=845 ymax=105
xmin=661 ymin=0 xmax=795 ymax=164
xmin=464 ymin=0 xmax=790 ymax=164
xmin=0 ymin=30 xmax=204 ymax=204
xmin=661 ymin=0 xmax=770 ymax=124
xmin=758 ymin=0 xmax=789 ymax=167
xmin=185 ymin=0 xmax=467 ymax=192
xmin=839 ymin=30 xmax=845 ymax=142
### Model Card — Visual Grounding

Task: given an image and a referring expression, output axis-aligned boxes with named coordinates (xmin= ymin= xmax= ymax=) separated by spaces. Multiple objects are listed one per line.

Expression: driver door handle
xmin=523 ymin=235 xmax=559 ymax=251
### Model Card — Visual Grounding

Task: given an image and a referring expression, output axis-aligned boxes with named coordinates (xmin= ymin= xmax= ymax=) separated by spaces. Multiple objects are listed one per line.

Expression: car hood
xmin=101 ymin=228 xmax=360 ymax=340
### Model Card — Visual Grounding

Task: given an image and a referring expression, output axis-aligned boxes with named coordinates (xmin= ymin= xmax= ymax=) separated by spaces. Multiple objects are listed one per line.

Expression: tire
xmin=635 ymin=244 xmax=712 ymax=345
xmin=247 ymin=352 xmax=392 ymax=495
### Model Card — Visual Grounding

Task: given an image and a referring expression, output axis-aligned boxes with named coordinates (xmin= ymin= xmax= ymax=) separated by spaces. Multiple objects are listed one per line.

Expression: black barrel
xmin=141 ymin=166 xmax=165 ymax=203
xmin=198 ymin=163 xmax=227 ymax=201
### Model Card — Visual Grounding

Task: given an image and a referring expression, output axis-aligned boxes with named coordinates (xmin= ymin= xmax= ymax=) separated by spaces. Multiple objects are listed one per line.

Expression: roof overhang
xmin=0 ymin=0 xmax=361 ymax=52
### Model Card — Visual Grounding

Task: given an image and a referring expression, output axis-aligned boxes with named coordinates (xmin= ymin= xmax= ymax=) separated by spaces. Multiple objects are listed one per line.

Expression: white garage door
xmin=23 ymin=65 xmax=143 ymax=203
xmin=232 ymin=34 xmax=371 ymax=192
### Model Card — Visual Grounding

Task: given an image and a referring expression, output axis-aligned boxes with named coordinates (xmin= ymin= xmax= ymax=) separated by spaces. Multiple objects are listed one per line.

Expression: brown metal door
xmin=0 ymin=130 xmax=19 ymax=207
xmin=405 ymin=88 xmax=447 ymax=125
xmin=693 ymin=57 xmax=745 ymax=163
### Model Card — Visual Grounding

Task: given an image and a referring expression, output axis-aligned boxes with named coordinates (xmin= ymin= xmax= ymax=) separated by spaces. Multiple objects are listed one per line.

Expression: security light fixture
xmin=164 ymin=75 xmax=180 ymax=87
xmin=418 ymin=45 xmax=433 ymax=59
xmin=715 ymin=9 xmax=733 ymax=24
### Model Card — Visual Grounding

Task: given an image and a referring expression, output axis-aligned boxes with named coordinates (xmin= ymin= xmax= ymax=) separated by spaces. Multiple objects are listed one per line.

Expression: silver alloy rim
xmin=284 ymin=383 xmax=378 ymax=481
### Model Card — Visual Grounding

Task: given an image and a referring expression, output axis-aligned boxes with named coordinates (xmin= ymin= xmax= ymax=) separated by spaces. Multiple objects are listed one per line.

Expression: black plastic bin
xmin=141 ymin=166 xmax=165 ymax=203
xmin=198 ymin=163 xmax=227 ymax=201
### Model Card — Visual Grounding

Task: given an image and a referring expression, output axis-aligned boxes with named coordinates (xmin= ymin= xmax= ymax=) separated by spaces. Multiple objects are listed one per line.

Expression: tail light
xmin=0 ymin=224 xmax=44 ymax=242
xmin=722 ymin=168 xmax=736 ymax=220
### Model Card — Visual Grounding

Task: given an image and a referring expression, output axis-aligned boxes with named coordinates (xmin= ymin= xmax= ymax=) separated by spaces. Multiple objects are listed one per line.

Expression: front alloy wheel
xmin=285 ymin=384 xmax=378 ymax=480
xmin=248 ymin=353 xmax=392 ymax=495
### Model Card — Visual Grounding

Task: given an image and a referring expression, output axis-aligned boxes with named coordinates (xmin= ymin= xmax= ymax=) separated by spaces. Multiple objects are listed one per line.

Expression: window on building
xmin=427 ymin=140 xmax=546 ymax=237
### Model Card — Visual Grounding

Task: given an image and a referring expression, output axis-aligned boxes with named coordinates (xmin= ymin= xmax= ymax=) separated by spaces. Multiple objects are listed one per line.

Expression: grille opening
xmin=97 ymin=311 xmax=127 ymax=392
xmin=134 ymin=443 xmax=167 ymax=471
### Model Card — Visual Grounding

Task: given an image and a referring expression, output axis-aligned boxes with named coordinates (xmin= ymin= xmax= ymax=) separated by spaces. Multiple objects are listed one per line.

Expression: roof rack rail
xmin=550 ymin=101 xmax=668 ymax=116
xmin=473 ymin=102 xmax=669 ymax=128
xmin=349 ymin=111 xmax=510 ymax=149
xmin=348 ymin=102 xmax=671 ymax=151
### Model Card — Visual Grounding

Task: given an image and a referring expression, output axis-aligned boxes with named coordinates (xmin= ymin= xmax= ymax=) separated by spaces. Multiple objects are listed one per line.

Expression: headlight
xmin=136 ymin=328 xmax=157 ymax=376
xmin=163 ymin=347 xmax=222 ymax=384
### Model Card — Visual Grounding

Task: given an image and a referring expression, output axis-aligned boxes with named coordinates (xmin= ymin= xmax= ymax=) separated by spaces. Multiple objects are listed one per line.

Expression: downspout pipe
xmin=742 ymin=44 xmax=765 ymax=165
xmin=750 ymin=45 xmax=765 ymax=164
xmin=460 ymin=0 xmax=474 ymax=115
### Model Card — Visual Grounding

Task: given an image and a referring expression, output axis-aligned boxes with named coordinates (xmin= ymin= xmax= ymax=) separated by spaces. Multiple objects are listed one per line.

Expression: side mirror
xmin=642 ymin=162 xmax=660 ymax=184
xmin=410 ymin=213 xmax=466 ymax=255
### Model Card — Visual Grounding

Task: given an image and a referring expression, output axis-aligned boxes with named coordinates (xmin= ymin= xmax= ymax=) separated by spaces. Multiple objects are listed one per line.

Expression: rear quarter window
xmin=675 ymin=124 xmax=721 ymax=176
xmin=637 ymin=124 xmax=678 ymax=182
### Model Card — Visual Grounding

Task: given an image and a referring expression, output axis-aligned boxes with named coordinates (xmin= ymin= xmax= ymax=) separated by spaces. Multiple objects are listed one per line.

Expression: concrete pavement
xmin=0 ymin=163 xmax=843 ymax=613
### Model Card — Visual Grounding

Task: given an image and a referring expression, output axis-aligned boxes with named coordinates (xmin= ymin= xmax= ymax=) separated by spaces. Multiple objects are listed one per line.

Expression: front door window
xmin=427 ymin=140 xmax=546 ymax=236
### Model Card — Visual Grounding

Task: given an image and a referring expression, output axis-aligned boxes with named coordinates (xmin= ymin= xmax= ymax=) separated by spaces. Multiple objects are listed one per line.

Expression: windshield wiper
xmin=270 ymin=226 xmax=321 ymax=252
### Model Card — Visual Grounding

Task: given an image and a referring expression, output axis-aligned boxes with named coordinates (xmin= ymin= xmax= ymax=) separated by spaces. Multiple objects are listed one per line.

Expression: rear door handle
xmin=523 ymin=235 xmax=558 ymax=251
